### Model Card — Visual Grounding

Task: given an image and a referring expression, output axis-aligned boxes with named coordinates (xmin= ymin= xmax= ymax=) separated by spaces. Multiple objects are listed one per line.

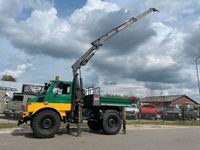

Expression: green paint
xmin=100 ymin=97 xmax=132 ymax=107
xmin=28 ymin=80 xmax=72 ymax=104
xmin=28 ymin=80 xmax=132 ymax=107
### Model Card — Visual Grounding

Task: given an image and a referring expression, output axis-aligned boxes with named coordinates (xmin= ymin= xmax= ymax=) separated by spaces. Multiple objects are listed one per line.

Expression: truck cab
xmin=20 ymin=80 xmax=73 ymax=122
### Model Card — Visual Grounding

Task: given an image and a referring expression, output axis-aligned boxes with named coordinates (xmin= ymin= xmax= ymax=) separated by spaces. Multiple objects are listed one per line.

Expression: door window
xmin=52 ymin=82 xmax=70 ymax=95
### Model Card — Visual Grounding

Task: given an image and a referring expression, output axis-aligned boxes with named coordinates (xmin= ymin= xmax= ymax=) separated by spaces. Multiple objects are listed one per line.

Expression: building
xmin=140 ymin=95 xmax=199 ymax=110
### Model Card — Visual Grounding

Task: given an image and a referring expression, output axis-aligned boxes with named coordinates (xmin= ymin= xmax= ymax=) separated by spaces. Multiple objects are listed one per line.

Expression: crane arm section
xmin=72 ymin=8 xmax=158 ymax=76
xmin=69 ymin=8 xmax=158 ymax=125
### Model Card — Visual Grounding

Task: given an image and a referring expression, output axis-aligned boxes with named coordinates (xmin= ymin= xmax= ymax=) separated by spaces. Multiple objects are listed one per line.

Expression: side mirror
xmin=52 ymin=88 xmax=58 ymax=95
xmin=44 ymin=83 xmax=49 ymax=91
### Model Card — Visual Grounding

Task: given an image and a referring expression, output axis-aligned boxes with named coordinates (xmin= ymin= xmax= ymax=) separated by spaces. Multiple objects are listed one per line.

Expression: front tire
xmin=102 ymin=112 xmax=122 ymax=135
xmin=32 ymin=110 xmax=60 ymax=138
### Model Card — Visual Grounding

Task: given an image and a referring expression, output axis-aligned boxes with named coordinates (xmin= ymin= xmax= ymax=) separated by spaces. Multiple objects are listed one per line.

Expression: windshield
xmin=132 ymin=105 xmax=136 ymax=108
xmin=164 ymin=106 xmax=178 ymax=111
xmin=43 ymin=82 xmax=51 ymax=93
xmin=12 ymin=95 xmax=23 ymax=101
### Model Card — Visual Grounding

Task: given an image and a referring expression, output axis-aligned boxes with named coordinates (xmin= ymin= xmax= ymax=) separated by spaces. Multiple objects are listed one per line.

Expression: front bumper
xmin=17 ymin=112 xmax=31 ymax=126
xmin=162 ymin=114 xmax=181 ymax=120
xmin=140 ymin=113 xmax=157 ymax=118
xmin=125 ymin=111 xmax=137 ymax=119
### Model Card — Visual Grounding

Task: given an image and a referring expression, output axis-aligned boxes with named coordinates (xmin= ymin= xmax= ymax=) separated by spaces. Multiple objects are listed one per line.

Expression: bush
xmin=1 ymin=75 xmax=16 ymax=82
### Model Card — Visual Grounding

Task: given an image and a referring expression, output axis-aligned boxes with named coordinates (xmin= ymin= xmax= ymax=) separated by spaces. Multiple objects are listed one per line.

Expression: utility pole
xmin=195 ymin=56 xmax=200 ymax=121
xmin=195 ymin=56 xmax=200 ymax=95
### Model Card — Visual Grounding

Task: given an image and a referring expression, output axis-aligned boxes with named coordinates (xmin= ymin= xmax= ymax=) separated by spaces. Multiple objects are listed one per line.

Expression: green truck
xmin=18 ymin=8 xmax=158 ymax=138
xmin=19 ymin=83 xmax=132 ymax=137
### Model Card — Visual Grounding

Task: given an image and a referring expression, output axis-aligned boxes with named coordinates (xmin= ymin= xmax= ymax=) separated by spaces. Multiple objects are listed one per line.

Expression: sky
xmin=0 ymin=0 xmax=200 ymax=101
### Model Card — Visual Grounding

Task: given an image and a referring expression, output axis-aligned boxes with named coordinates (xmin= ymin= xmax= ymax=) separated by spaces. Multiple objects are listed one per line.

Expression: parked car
xmin=180 ymin=107 xmax=198 ymax=120
xmin=125 ymin=104 xmax=139 ymax=119
xmin=3 ymin=93 xmax=35 ymax=119
xmin=139 ymin=104 xmax=157 ymax=120
xmin=160 ymin=106 xmax=181 ymax=120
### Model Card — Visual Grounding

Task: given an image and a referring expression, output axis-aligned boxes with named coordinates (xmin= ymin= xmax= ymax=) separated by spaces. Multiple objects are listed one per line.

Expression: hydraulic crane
xmin=71 ymin=8 xmax=158 ymax=135
xmin=18 ymin=8 xmax=158 ymax=138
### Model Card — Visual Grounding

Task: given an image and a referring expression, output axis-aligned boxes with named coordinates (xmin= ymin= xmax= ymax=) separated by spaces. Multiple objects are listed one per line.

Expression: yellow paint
xmin=22 ymin=112 xmax=29 ymax=118
xmin=23 ymin=103 xmax=72 ymax=119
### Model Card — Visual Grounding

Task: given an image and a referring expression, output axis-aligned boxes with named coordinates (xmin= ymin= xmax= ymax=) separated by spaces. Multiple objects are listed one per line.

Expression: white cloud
xmin=146 ymin=55 xmax=176 ymax=68
xmin=0 ymin=0 xmax=199 ymax=98
xmin=1 ymin=64 xmax=32 ymax=78
xmin=70 ymin=0 xmax=120 ymax=23
xmin=0 ymin=0 xmax=121 ymax=60
xmin=109 ymin=0 xmax=200 ymax=24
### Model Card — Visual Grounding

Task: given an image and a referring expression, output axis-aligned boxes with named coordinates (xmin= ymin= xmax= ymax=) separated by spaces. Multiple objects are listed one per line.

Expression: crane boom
xmin=72 ymin=8 xmax=158 ymax=76
xmin=70 ymin=8 xmax=158 ymax=126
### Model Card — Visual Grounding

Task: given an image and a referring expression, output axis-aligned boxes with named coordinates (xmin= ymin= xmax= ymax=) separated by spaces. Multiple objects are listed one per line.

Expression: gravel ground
xmin=0 ymin=126 xmax=200 ymax=150
xmin=0 ymin=124 xmax=199 ymax=134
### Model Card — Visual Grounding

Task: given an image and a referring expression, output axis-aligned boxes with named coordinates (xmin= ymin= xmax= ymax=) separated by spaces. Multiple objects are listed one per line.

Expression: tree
xmin=1 ymin=75 xmax=16 ymax=82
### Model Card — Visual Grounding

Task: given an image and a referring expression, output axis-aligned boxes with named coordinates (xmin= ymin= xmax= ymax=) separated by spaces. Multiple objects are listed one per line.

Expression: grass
xmin=0 ymin=123 xmax=29 ymax=129
xmin=126 ymin=120 xmax=200 ymax=126
xmin=0 ymin=122 xmax=88 ymax=129
xmin=0 ymin=120 xmax=200 ymax=129
xmin=0 ymin=123 xmax=18 ymax=129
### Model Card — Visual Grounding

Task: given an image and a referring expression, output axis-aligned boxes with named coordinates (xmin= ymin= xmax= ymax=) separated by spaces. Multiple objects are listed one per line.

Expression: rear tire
xmin=102 ymin=112 xmax=122 ymax=135
xmin=87 ymin=120 xmax=102 ymax=131
xmin=32 ymin=110 xmax=60 ymax=138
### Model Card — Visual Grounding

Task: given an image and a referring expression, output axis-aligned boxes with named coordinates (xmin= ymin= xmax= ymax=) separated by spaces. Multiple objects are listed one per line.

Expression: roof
xmin=188 ymin=95 xmax=200 ymax=104
xmin=140 ymin=95 xmax=199 ymax=104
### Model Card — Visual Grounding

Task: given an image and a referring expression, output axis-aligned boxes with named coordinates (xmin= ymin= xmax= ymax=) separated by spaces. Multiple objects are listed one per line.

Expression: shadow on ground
xmin=11 ymin=127 xmax=107 ymax=139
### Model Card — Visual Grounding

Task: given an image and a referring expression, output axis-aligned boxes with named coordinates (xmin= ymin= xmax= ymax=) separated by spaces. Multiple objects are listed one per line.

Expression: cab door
xmin=46 ymin=81 xmax=72 ymax=104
